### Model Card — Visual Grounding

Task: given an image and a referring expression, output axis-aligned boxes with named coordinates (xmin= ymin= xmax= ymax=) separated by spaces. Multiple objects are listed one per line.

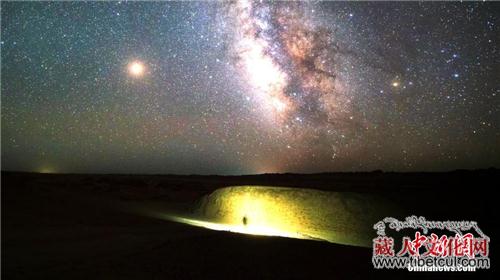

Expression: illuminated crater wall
xmin=191 ymin=186 xmax=391 ymax=247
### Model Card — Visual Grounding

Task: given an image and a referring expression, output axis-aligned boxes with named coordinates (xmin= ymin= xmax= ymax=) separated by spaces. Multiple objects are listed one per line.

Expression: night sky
xmin=1 ymin=1 xmax=499 ymax=174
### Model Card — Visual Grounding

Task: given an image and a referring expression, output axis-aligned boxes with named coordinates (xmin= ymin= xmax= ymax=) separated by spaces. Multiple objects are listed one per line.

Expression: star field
xmin=1 ymin=1 xmax=499 ymax=174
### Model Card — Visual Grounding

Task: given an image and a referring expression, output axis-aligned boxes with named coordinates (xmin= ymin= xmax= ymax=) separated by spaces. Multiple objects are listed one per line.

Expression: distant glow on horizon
xmin=38 ymin=166 xmax=55 ymax=173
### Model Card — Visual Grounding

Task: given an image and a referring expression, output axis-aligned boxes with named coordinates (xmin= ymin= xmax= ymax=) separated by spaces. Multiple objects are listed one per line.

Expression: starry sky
xmin=1 ymin=1 xmax=499 ymax=175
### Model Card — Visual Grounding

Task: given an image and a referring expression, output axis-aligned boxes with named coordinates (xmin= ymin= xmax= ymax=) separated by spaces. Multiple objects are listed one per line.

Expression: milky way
xmin=1 ymin=1 xmax=499 ymax=174
xmin=218 ymin=1 xmax=364 ymax=171
xmin=225 ymin=1 xmax=353 ymax=129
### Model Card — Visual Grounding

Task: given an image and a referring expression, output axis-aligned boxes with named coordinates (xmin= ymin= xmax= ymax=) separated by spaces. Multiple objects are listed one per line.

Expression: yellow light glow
xmin=171 ymin=216 xmax=313 ymax=240
xmin=392 ymin=81 xmax=399 ymax=87
xmin=194 ymin=187 xmax=334 ymax=243
xmin=158 ymin=186 xmax=394 ymax=247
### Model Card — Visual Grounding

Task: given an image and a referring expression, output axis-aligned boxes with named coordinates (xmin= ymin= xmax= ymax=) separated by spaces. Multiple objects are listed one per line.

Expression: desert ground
xmin=2 ymin=170 xmax=498 ymax=279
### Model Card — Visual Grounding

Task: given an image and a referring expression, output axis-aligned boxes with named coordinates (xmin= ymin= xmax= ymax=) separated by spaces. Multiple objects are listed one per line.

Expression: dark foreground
xmin=2 ymin=170 xmax=499 ymax=279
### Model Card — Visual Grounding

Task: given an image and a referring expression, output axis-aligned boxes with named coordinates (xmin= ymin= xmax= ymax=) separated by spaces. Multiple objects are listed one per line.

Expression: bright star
xmin=128 ymin=61 xmax=145 ymax=77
